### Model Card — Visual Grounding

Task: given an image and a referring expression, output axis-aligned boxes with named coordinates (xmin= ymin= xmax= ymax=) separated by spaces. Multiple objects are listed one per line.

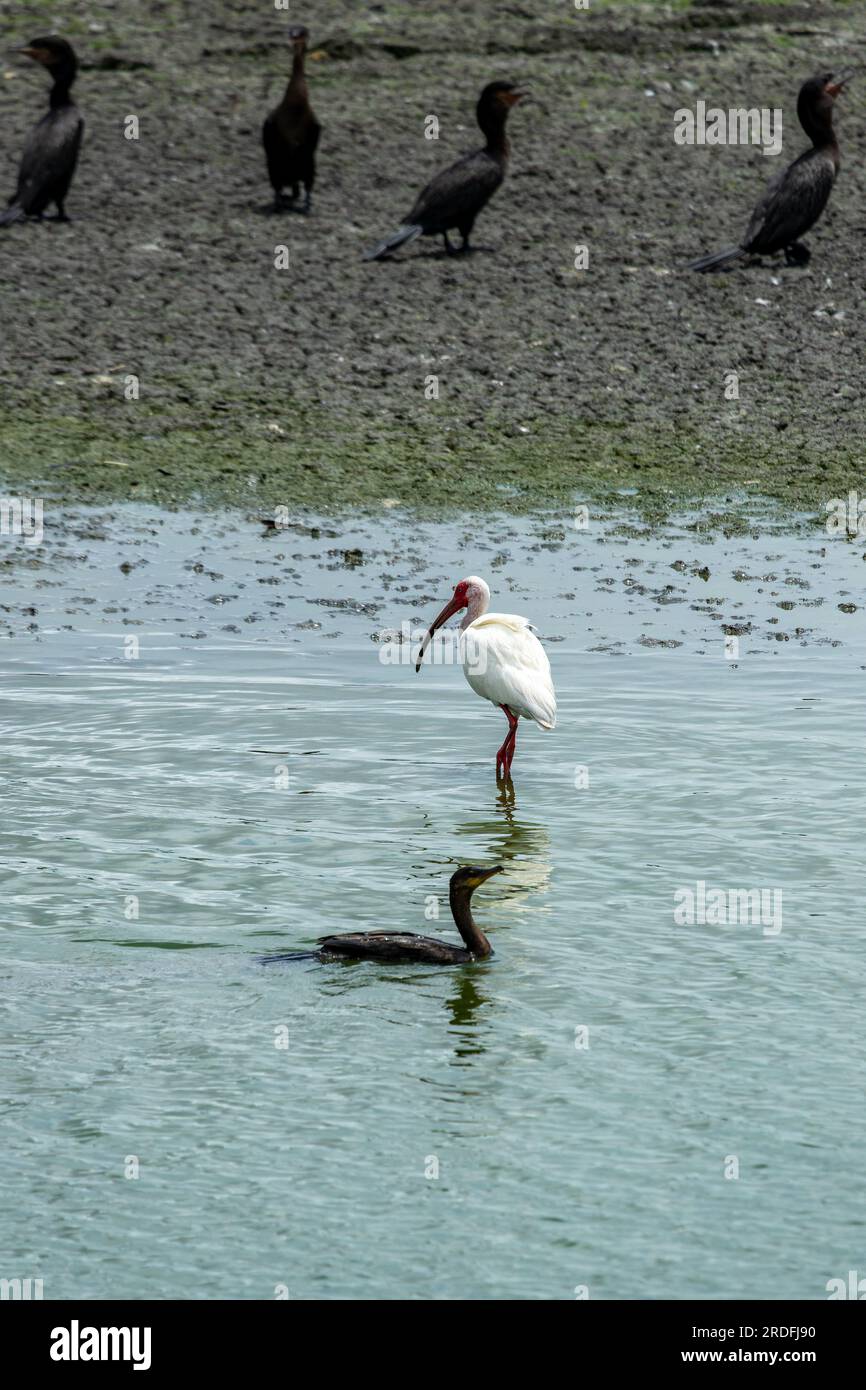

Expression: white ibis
xmin=415 ymin=576 xmax=556 ymax=778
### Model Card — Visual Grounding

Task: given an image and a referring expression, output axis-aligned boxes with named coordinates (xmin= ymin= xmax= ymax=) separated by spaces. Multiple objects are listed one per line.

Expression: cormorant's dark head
xmin=476 ymin=82 xmax=528 ymax=141
xmin=288 ymin=25 xmax=309 ymax=49
xmin=798 ymin=71 xmax=849 ymax=121
xmin=450 ymin=865 xmax=504 ymax=897
xmin=819 ymin=71 xmax=850 ymax=100
xmin=19 ymin=36 xmax=77 ymax=72
xmin=479 ymin=81 xmax=528 ymax=113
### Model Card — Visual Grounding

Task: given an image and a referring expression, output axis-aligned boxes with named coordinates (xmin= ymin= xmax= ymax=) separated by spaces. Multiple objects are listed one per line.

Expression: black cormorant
xmin=262 ymin=25 xmax=321 ymax=213
xmin=261 ymin=866 xmax=503 ymax=965
xmin=364 ymin=82 xmax=526 ymax=260
xmin=1 ymin=36 xmax=83 ymax=227
xmin=688 ymin=72 xmax=848 ymax=271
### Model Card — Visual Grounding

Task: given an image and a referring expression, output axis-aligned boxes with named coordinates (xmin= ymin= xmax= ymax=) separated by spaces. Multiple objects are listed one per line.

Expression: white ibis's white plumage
xmin=415 ymin=576 xmax=556 ymax=778
xmin=461 ymin=613 xmax=556 ymax=726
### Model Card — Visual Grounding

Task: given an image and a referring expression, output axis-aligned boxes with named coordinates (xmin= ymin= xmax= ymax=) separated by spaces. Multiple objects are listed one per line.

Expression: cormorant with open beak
xmin=1 ymin=37 xmax=83 ymax=227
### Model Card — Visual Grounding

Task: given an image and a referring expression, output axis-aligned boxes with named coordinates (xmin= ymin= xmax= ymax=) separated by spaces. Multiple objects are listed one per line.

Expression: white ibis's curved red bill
xmin=415 ymin=590 xmax=466 ymax=672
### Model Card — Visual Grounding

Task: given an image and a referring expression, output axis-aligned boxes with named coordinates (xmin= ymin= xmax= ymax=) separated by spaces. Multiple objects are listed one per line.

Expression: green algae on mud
xmin=1 ymin=0 xmax=864 ymax=532
xmin=0 ymin=400 xmax=856 ymax=524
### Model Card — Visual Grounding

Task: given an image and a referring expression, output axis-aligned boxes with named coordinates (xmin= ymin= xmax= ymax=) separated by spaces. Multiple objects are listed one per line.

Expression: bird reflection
xmin=436 ymin=780 xmax=552 ymax=1062
xmin=458 ymin=780 xmax=552 ymax=909
xmin=497 ymin=775 xmax=516 ymax=808
xmin=444 ymin=975 xmax=488 ymax=1059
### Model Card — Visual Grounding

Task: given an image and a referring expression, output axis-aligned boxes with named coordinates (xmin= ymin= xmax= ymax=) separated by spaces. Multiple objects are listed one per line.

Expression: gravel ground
xmin=0 ymin=0 xmax=864 ymax=516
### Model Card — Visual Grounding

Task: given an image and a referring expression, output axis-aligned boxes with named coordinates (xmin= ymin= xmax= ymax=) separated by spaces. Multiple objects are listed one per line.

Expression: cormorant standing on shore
xmin=688 ymin=72 xmax=848 ymax=271
xmin=364 ymin=81 xmax=526 ymax=260
xmin=261 ymin=866 xmax=504 ymax=965
xmin=262 ymin=25 xmax=321 ymax=212
xmin=1 ymin=37 xmax=83 ymax=227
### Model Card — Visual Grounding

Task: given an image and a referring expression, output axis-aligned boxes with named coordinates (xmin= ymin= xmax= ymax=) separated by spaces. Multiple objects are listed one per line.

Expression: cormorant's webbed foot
xmin=443 ymin=232 xmax=472 ymax=256
xmin=784 ymin=241 xmax=811 ymax=266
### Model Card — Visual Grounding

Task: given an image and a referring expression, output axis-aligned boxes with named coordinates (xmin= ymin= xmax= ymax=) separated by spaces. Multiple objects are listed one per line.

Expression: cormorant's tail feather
xmin=0 ymin=204 xmax=25 ymax=228
xmin=686 ymin=246 xmax=745 ymax=273
xmin=363 ymin=224 xmax=422 ymax=261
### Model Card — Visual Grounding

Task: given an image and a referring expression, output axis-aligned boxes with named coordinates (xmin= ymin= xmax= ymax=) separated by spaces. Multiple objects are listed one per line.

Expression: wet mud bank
xmin=1 ymin=1 xmax=864 ymax=519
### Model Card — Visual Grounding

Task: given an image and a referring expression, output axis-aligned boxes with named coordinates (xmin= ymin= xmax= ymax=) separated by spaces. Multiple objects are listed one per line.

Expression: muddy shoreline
xmin=1 ymin=1 xmax=864 ymax=518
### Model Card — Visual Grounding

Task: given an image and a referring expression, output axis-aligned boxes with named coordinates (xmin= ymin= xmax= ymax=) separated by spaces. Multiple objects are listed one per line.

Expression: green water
xmin=2 ymin=505 xmax=864 ymax=1299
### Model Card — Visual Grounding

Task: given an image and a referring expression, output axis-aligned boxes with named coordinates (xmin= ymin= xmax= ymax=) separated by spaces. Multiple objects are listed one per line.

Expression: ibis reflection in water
xmin=415 ymin=576 xmax=556 ymax=779
xmin=261 ymin=866 xmax=504 ymax=966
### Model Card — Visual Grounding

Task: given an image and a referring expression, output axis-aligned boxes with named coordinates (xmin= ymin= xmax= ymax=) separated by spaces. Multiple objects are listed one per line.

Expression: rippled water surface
xmin=2 ymin=505 xmax=864 ymax=1299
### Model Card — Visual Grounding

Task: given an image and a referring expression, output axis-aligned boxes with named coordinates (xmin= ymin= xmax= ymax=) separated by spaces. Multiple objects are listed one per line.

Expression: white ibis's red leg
xmin=505 ymin=716 xmax=519 ymax=776
xmin=496 ymin=704 xmax=519 ymax=778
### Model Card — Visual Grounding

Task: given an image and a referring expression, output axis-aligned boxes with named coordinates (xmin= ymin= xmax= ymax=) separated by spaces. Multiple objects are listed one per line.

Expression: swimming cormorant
xmin=262 ymin=25 xmax=321 ymax=213
xmin=688 ymin=72 xmax=848 ymax=271
xmin=1 ymin=37 xmax=83 ymax=227
xmin=262 ymin=866 xmax=503 ymax=965
xmin=363 ymin=81 xmax=526 ymax=260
